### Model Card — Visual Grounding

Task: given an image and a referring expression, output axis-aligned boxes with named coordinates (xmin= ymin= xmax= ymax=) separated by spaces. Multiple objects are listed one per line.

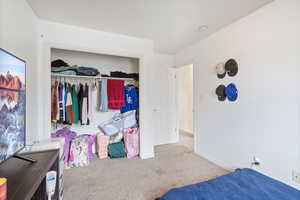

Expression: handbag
xmin=108 ymin=142 xmax=126 ymax=159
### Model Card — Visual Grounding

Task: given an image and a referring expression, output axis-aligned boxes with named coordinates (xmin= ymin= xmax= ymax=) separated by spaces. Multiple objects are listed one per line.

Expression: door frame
xmin=171 ymin=63 xmax=196 ymax=152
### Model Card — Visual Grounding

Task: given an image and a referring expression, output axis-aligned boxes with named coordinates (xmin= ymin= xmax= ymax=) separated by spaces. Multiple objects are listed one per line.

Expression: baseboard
xmin=179 ymin=129 xmax=193 ymax=135
xmin=154 ymin=139 xmax=178 ymax=146
xmin=196 ymin=150 xmax=236 ymax=171
xmin=140 ymin=152 xmax=154 ymax=160
xmin=139 ymin=148 xmax=155 ymax=159
xmin=154 ymin=135 xmax=179 ymax=146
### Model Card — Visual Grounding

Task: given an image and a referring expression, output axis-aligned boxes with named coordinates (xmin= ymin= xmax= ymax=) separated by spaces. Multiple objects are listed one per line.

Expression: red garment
xmin=107 ymin=79 xmax=125 ymax=110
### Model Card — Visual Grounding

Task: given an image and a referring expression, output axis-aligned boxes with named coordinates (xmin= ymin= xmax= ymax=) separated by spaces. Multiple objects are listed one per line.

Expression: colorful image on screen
xmin=0 ymin=49 xmax=26 ymax=164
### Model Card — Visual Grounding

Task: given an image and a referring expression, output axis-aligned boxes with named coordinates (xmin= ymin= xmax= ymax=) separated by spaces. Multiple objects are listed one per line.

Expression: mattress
xmin=156 ymin=168 xmax=300 ymax=200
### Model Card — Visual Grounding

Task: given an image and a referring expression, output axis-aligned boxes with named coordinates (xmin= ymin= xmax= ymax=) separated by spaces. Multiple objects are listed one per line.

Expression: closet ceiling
xmin=27 ymin=0 xmax=272 ymax=54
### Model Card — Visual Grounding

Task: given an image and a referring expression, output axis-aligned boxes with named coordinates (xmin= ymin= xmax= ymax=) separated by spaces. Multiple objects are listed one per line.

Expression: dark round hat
xmin=217 ymin=72 xmax=226 ymax=79
xmin=216 ymin=85 xmax=226 ymax=101
xmin=225 ymin=59 xmax=238 ymax=77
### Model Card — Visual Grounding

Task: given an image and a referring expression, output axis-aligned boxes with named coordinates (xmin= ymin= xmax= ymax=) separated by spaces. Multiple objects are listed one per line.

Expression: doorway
xmin=174 ymin=64 xmax=194 ymax=151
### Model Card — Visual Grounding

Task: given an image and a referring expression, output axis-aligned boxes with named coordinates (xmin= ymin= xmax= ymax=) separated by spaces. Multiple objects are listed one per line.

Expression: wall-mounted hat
xmin=225 ymin=83 xmax=238 ymax=102
xmin=225 ymin=59 xmax=238 ymax=77
xmin=216 ymin=84 xmax=226 ymax=101
xmin=216 ymin=63 xmax=226 ymax=79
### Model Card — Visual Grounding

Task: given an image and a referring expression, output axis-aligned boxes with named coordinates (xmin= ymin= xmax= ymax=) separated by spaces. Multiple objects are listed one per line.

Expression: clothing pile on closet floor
xmin=51 ymin=125 xmax=139 ymax=168
xmin=51 ymin=81 xmax=93 ymax=125
xmin=98 ymin=109 xmax=139 ymax=159
xmin=98 ymin=126 xmax=140 ymax=160
xmin=51 ymin=59 xmax=100 ymax=76
xmin=51 ymin=129 xmax=96 ymax=168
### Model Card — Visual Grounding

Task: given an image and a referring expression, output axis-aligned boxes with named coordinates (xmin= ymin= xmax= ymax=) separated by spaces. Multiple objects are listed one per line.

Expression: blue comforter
xmin=156 ymin=168 xmax=300 ymax=200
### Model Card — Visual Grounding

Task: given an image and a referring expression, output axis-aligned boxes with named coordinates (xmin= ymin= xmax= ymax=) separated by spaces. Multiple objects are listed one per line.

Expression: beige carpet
xmin=64 ymin=135 xmax=228 ymax=200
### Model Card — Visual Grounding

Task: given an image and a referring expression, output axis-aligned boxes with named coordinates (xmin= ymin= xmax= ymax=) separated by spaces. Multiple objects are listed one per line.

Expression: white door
xmin=168 ymin=67 xmax=179 ymax=143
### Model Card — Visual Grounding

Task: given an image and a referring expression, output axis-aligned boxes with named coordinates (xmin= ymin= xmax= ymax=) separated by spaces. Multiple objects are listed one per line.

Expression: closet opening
xmin=50 ymin=48 xmax=140 ymax=168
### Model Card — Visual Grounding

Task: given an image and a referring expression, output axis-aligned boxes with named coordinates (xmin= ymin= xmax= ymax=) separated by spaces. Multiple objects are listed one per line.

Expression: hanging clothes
xmin=107 ymin=79 xmax=125 ymax=110
xmin=58 ymin=82 xmax=64 ymax=123
xmin=64 ymin=83 xmax=69 ymax=124
xmin=61 ymin=83 xmax=66 ymax=122
xmin=120 ymin=86 xmax=139 ymax=113
xmin=51 ymin=79 xmax=96 ymax=125
xmin=77 ymin=83 xmax=84 ymax=124
xmin=51 ymin=82 xmax=58 ymax=123
xmin=66 ymin=85 xmax=75 ymax=124
xmin=86 ymin=84 xmax=90 ymax=125
xmin=99 ymin=79 xmax=108 ymax=112
xmin=55 ymin=82 xmax=60 ymax=121
xmin=88 ymin=83 xmax=93 ymax=121
xmin=71 ymin=85 xmax=79 ymax=124
xmin=81 ymin=84 xmax=89 ymax=125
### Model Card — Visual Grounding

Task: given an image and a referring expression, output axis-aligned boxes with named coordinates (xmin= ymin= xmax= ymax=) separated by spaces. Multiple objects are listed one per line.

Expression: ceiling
xmin=27 ymin=0 xmax=272 ymax=54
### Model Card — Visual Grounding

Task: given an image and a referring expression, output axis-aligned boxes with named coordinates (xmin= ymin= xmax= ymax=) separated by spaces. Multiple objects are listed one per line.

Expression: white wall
xmin=176 ymin=64 xmax=193 ymax=133
xmin=0 ymin=0 xmax=40 ymax=144
xmin=176 ymin=0 xmax=300 ymax=188
xmin=50 ymin=48 xmax=139 ymax=135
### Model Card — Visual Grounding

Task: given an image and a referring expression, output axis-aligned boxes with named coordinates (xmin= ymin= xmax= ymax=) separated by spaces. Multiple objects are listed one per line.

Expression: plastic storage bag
xmin=98 ymin=115 xmax=122 ymax=136
xmin=98 ymin=110 xmax=136 ymax=136
xmin=124 ymin=128 xmax=140 ymax=159
xmin=97 ymin=134 xmax=110 ymax=159
xmin=122 ymin=110 xmax=137 ymax=129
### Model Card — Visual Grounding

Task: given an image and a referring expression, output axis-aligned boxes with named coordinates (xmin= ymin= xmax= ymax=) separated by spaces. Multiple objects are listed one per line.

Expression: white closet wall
xmin=51 ymin=48 xmax=139 ymax=135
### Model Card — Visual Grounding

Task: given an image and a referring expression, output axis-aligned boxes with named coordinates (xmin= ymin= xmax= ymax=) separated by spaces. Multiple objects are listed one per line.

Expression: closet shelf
xmin=51 ymin=73 xmax=135 ymax=81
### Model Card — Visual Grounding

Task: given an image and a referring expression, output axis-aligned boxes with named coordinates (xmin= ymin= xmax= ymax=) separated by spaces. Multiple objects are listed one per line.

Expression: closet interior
xmin=50 ymin=48 xmax=140 ymax=169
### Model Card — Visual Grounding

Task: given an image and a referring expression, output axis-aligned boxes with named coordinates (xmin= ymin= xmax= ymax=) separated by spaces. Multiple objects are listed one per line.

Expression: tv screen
xmin=0 ymin=48 xmax=26 ymax=164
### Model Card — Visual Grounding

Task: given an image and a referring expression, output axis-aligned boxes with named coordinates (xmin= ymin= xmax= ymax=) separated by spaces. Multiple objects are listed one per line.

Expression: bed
xmin=156 ymin=168 xmax=300 ymax=200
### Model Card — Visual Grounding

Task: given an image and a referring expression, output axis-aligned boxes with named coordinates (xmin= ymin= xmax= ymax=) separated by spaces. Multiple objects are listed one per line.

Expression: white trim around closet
xmin=39 ymin=42 xmax=153 ymax=159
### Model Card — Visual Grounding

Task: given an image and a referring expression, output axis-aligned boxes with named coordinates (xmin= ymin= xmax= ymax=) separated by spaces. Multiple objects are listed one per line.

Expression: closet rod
xmin=51 ymin=74 xmax=135 ymax=81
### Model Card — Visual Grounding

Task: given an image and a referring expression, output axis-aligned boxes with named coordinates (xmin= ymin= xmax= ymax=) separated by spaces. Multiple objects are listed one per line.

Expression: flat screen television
xmin=0 ymin=48 xmax=26 ymax=164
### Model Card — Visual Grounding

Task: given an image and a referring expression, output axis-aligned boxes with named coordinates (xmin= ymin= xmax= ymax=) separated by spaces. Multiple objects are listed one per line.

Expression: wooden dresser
xmin=0 ymin=149 xmax=60 ymax=200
